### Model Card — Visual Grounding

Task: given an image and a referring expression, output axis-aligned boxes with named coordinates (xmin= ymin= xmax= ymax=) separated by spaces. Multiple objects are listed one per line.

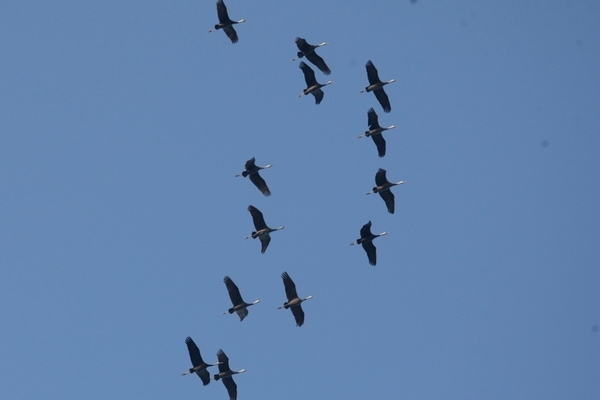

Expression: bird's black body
xmin=214 ymin=349 xmax=245 ymax=400
xmin=183 ymin=337 xmax=217 ymax=386
xmin=245 ymin=205 xmax=285 ymax=253
xmin=211 ymin=0 xmax=245 ymax=44
xmin=298 ymin=62 xmax=332 ymax=105
xmin=223 ymin=276 xmax=260 ymax=321
xmin=294 ymin=37 xmax=331 ymax=75
xmin=362 ymin=60 xmax=394 ymax=113
xmin=279 ymin=272 xmax=313 ymax=327
xmin=238 ymin=157 xmax=271 ymax=196
xmin=352 ymin=221 xmax=388 ymax=266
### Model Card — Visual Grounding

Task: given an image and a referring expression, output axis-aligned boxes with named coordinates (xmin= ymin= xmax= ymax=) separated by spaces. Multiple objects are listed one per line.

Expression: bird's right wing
xmin=249 ymin=172 xmax=271 ymax=196
xmin=379 ymin=190 xmax=395 ymax=214
xmin=223 ymin=26 xmax=239 ymax=44
xmin=306 ymin=52 xmax=331 ymax=75
xmin=371 ymin=133 xmax=387 ymax=158
xmin=196 ymin=368 xmax=210 ymax=386
xmin=362 ymin=241 xmax=377 ymax=266
xmin=259 ymin=234 xmax=271 ymax=253
xmin=290 ymin=304 xmax=305 ymax=327
xmin=185 ymin=337 xmax=204 ymax=367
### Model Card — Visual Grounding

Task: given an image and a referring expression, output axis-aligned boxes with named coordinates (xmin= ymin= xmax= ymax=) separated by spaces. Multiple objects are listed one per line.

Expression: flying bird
xmin=360 ymin=60 xmax=395 ymax=113
xmin=358 ymin=108 xmax=396 ymax=157
xmin=244 ymin=205 xmax=285 ymax=253
xmin=366 ymin=169 xmax=405 ymax=214
xmin=208 ymin=0 xmax=246 ymax=44
xmin=298 ymin=61 xmax=333 ymax=105
xmin=235 ymin=157 xmax=272 ymax=196
xmin=214 ymin=349 xmax=246 ymax=400
xmin=350 ymin=221 xmax=388 ymax=266
xmin=278 ymin=272 xmax=314 ymax=327
xmin=181 ymin=337 xmax=220 ymax=386
xmin=292 ymin=37 xmax=331 ymax=75
xmin=222 ymin=276 xmax=261 ymax=321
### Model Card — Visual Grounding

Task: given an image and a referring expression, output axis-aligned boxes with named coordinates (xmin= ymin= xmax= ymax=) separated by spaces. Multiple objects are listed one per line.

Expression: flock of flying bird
xmin=183 ymin=1 xmax=407 ymax=399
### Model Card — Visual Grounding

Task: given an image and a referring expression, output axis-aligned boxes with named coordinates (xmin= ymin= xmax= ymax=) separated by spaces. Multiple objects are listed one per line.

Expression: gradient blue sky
xmin=1 ymin=1 xmax=599 ymax=399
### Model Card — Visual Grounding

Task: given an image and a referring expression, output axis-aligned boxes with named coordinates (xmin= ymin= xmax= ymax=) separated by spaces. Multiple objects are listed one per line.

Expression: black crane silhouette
xmin=298 ymin=62 xmax=333 ymax=105
xmin=235 ymin=157 xmax=272 ymax=196
xmin=358 ymin=108 xmax=396 ymax=157
xmin=366 ymin=169 xmax=405 ymax=214
xmin=181 ymin=337 xmax=220 ymax=386
xmin=278 ymin=272 xmax=314 ymax=327
xmin=244 ymin=205 xmax=285 ymax=253
xmin=214 ymin=349 xmax=246 ymax=400
xmin=292 ymin=37 xmax=331 ymax=75
xmin=222 ymin=276 xmax=261 ymax=321
xmin=350 ymin=221 xmax=388 ymax=265
xmin=208 ymin=0 xmax=246 ymax=44
xmin=360 ymin=60 xmax=395 ymax=113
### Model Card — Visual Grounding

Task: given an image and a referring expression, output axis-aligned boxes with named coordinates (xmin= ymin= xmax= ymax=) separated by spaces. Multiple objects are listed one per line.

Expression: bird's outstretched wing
xmin=371 ymin=133 xmax=387 ymax=157
xmin=222 ymin=376 xmax=238 ymax=400
xmin=311 ymin=88 xmax=324 ymax=105
xmin=223 ymin=26 xmax=239 ymax=44
xmin=365 ymin=60 xmax=381 ymax=85
xmin=299 ymin=62 xmax=317 ymax=87
xmin=216 ymin=0 xmax=231 ymax=23
xmin=374 ymin=88 xmax=391 ymax=113
xmin=224 ymin=276 xmax=244 ymax=305
xmin=248 ymin=205 xmax=267 ymax=230
xmin=249 ymin=172 xmax=271 ymax=196
xmin=362 ymin=241 xmax=377 ymax=266
xmin=259 ymin=234 xmax=271 ymax=253
xmin=306 ymin=51 xmax=331 ymax=75
xmin=290 ymin=304 xmax=305 ymax=327
xmin=281 ymin=272 xmax=299 ymax=301
xmin=379 ymin=190 xmax=395 ymax=214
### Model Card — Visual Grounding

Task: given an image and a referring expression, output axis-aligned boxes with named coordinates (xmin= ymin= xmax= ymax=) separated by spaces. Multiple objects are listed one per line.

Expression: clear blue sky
xmin=1 ymin=1 xmax=599 ymax=399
